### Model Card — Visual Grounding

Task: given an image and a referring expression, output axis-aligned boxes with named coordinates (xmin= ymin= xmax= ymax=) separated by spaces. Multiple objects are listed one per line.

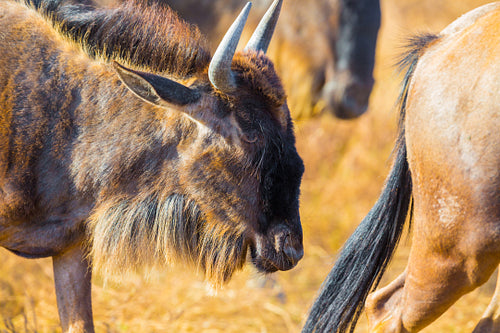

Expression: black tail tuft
xmin=302 ymin=33 xmax=439 ymax=333
xmin=302 ymin=141 xmax=412 ymax=333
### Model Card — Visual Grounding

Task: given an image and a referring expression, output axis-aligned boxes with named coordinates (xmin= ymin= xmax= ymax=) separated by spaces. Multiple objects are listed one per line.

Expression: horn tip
xmin=243 ymin=2 xmax=252 ymax=13
xmin=209 ymin=0 xmax=253 ymax=92
xmin=243 ymin=0 xmax=282 ymax=53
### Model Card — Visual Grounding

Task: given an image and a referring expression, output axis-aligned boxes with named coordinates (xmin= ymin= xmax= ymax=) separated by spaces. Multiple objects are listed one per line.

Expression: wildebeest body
xmin=0 ymin=0 xmax=304 ymax=331
xmin=0 ymin=3 xmax=91 ymax=256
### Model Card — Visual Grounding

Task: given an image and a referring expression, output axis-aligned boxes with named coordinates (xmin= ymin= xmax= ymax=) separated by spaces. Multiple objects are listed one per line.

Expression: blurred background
xmin=0 ymin=0 xmax=495 ymax=331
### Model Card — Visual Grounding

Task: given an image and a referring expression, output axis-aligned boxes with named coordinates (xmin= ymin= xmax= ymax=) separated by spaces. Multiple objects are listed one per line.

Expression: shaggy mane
xmin=21 ymin=0 xmax=211 ymax=77
xmin=87 ymin=193 xmax=248 ymax=286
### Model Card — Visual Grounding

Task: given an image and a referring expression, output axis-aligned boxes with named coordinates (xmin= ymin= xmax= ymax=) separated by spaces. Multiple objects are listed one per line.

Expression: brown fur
xmin=371 ymin=7 xmax=500 ymax=331
xmin=231 ymin=51 xmax=287 ymax=127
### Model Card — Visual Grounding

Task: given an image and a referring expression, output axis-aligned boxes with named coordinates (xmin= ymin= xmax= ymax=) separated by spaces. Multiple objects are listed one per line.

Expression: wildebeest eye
xmin=242 ymin=133 xmax=258 ymax=143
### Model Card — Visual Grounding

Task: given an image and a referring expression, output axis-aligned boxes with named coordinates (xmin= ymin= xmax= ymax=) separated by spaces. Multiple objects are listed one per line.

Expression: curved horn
xmin=208 ymin=2 xmax=252 ymax=93
xmin=244 ymin=0 xmax=282 ymax=53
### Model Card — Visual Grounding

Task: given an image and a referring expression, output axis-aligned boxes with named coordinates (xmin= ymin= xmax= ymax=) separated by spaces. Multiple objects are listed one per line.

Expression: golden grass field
xmin=0 ymin=0 xmax=496 ymax=332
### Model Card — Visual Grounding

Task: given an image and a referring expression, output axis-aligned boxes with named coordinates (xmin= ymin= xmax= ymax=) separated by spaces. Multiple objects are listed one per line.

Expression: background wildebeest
xmin=303 ymin=2 xmax=500 ymax=332
xmin=0 ymin=0 xmax=304 ymax=331
xmin=95 ymin=0 xmax=381 ymax=119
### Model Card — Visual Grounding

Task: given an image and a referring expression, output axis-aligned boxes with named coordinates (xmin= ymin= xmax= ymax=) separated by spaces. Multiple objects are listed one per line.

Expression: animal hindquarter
xmin=368 ymin=3 xmax=500 ymax=332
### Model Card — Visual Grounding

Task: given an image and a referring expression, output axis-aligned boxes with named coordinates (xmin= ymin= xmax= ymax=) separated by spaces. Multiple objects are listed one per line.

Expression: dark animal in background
xmin=303 ymin=2 xmax=500 ymax=332
xmin=0 ymin=0 xmax=304 ymax=331
xmin=97 ymin=0 xmax=381 ymax=119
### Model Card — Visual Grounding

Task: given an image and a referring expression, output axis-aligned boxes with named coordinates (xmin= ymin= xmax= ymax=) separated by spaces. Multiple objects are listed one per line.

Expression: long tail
xmin=302 ymin=138 xmax=412 ymax=333
xmin=302 ymin=33 xmax=439 ymax=333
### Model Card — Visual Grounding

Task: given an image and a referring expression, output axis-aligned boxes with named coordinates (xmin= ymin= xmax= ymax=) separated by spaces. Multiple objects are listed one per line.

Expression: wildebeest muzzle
xmin=250 ymin=222 xmax=303 ymax=272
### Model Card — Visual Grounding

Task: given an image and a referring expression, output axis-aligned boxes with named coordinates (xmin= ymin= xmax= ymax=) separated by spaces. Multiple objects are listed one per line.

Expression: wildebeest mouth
xmin=249 ymin=226 xmax=304 ymax=272
xmin=252 ymin=255 xmax=281 ymax=273
xmin=249 ymin=244 xmax=303 ymax=272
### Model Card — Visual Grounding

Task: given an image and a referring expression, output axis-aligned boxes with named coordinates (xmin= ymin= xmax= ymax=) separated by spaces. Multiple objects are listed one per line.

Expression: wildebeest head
xmin=266 ymin=0 xmax=380 ymax=119
xmin=91 ymin=0 xmax=304 ymax=285
xmin=318 ymin=0 xmax=380 ymax=119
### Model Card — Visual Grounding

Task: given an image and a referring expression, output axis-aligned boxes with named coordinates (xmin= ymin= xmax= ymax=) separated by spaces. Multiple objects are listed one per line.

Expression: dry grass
xmin=0 ymin=0 xmax=496 ymax=332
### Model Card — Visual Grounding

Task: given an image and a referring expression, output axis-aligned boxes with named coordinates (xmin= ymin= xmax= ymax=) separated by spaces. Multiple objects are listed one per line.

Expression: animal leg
xmin=365 ymin=270 xmax=407 ymax=332
xmin=52 ymin=245 xmax=94 ymax=333
xmin=472 ymin=267 xmax=500 ymax=333
xmin=366 ymin=250 xmax=497 ymax=332
xmin=365 ymin=224 xmax=498 ymax=333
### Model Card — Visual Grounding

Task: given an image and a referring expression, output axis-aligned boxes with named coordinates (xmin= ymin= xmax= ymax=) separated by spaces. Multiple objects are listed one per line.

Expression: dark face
xmin=269 ymin=0 xmax=379 ymax=119
xmin=176 ymin=52 xmax=305 ymax=274
xmin=233 ymin=97 xmax=305 ymax=272
xmin=230 ymin=52 xmax=305 ymax=273
xmin=326 ymin=0 xmax=380 ymax=119
xmin=251 ymin=132 xmax=304 ymax=272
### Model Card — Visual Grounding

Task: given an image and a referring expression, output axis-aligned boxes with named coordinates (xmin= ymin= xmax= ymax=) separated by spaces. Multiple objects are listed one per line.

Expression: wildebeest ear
xmin=113 ymin=62 xmax=200 ymax=106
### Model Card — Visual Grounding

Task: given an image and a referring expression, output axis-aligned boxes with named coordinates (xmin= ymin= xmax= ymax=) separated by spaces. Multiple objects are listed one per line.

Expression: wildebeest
xmin=0 ymin=0 xmax=305 ymax=331
xmin=302 ymin=2 xmax=500 ymax=332
xmin=96 ymin=0 xmax=381 ymax=119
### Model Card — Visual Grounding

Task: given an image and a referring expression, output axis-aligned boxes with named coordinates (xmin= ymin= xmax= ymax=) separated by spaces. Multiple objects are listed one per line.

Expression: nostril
xmin=283 ymin=236 xmax=304 ymax=266
xmin=284 ymin=245 xmax=304 ymax=266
